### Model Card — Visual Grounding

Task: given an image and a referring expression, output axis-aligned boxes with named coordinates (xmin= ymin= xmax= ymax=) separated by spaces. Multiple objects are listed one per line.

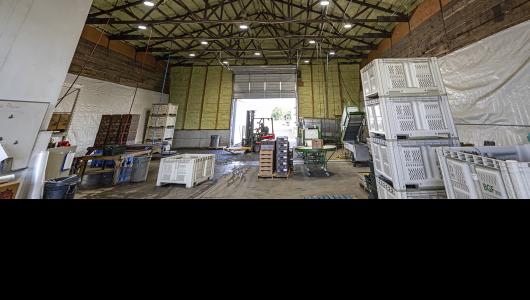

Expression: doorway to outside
xmin=231 ymin=98 xmax=298 ymax=147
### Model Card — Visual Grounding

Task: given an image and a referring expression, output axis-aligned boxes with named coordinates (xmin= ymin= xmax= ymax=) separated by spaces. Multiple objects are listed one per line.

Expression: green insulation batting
xmin=326 ymin=63 xmax=342 ymax=118
xmin=184 ymin=66 xmax=207 ymax=129
xmin=201 ymin=66 xmax=222 ymax=129
xmin=311 ymin=64 xmax=325 ymax=118
xmin=298 ymin=65 xmax=314 ymax=118
xmin=170 ymin=67 xmax=192 ymax=129
xmin=339 ymin=64 xmax=361 ymax=108
xmin=217 ymin=68 xmax=233 ymax=130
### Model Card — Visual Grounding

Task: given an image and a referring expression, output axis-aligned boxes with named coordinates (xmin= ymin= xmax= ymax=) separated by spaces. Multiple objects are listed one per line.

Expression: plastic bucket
xmin=131 ymin=156 xmax=152 ymax=183
xmin=210 ymin=135 xmax=221 ymax=148
xmin=43 ymin=175 xmax=80 ymax=199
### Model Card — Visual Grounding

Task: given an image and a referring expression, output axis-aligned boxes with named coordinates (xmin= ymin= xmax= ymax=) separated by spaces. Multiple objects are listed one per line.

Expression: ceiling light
xmin=304 ymin=60 xmax=310 ymax=64
xmin=344 ymin=24 xmax=353 ymax=29
xmin=254 ymin=52 xmax=261 ymax=56
xmin=309 ymin=40 xmax=316 ymax=44
xmin=329 ymin=51 xmax=336 ymax=55
xmin=320 ymin=1 xmax=330 ymax=6
xmin=189 ymin=53 xmax=196 ymax=57
xmin=143 ymin=1 xmax=155 ymax=7
xmin=240 ymin=24 xmax=249 ymax=30
xmin=222 ymin=61 xmax=229 ymax=64
xmin=138 ymin=25 xmax=147 ymax=30
xmin=201 ymin=41 xmax=208 ymax=45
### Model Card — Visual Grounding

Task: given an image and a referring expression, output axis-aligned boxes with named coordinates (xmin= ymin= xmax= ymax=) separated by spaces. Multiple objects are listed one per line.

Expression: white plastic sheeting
xmin=56 ymin=74 xmax=169 ymax=155
xmin=439 ymin=20 xmax=530 ymax=146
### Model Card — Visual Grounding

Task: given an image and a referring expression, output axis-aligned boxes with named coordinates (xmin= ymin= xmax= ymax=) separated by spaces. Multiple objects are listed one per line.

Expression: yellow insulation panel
xmin=201 ymin=66 xmax=222 ymax=129
xmin=326 ymin=63 xmax=342 ymax=118
xmin=184 ymin=66 xmax=207 ymax=129
xmin=217 ymin=68 xmax=233 ymax=130
xmin=311 ymin=64 xmax=326 ymax=119
xmin=169 ymin=67 xmax=192 ymax=129
xmin=339 ymin=64 xmax=361 ymax=108
xmin=298 ymin=65 xmax=313 ymax=118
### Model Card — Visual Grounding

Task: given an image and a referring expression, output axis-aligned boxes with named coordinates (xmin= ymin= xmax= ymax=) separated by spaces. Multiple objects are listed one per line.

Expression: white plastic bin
xmin=156 ymin=154 xmax=216 ymax=188
xmin=437 ymin=145 xmax=530 ymax=199
xmin=371 ymin=137 xmax=460 ymax=190
xmin=376 ymin=177 xmax=447 ymax=199
xmin=152 ymin=104 xmax=178 ymax=115
xmin=365 ymin=96 xmax=458 ymax=140
xmin=361 ymin=58 xmax=447 ymax=98
xmin=148 ymin=116 xmax=177 ymax=128
xmin=146 ymin=127 xmax=175 ymax=140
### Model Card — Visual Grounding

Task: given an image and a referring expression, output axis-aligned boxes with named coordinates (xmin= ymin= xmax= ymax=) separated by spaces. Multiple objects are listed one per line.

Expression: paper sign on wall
xmin=0 ymin=144 xmax=9 ymax=162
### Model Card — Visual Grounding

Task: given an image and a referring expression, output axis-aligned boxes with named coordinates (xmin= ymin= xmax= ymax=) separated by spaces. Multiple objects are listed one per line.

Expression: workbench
xmin=76 ymin=149 xmax=152 ymax=186
xmin=295 ymin=145 xmax=337 ymax=177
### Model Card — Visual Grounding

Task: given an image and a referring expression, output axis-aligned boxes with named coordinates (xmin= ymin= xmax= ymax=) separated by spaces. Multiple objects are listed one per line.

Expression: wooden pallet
xmin=258 ymin=171 xmax=292 ymax=179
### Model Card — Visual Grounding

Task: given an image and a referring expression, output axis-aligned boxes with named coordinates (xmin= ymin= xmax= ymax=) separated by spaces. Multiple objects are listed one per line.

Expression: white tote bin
xmin=376 ymin=177 xmax=447 ymax=199
xmin=146 ymin=127 xmax=175 ymax=140
xmin=365 ymin=96 xmax=458 ymax=140
xmin=371 ymin=137 xmax=460 ymax=190
xmin=361 ymin=58 xmax=447 ymax=98
xmin=148 ymin=116 xmax=177 ymax=128
xmin=157 ymin=154 xmax=215 ymax=188
xmin=437 ymin=145 xmax=530 ymax=199
xmin=152 ymin=104 xmax=178 ymax=115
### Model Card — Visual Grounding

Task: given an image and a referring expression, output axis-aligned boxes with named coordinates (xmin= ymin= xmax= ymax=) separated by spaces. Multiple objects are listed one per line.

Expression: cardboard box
xmin=312 ymin=139 xmax=324 ymax=149
xmin=0 ymin=181 xmax=20 ymax=200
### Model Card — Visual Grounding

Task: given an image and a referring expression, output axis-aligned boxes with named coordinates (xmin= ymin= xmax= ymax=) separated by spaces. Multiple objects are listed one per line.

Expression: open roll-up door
xmin=232 ymin=66 xmax=298 ymax=99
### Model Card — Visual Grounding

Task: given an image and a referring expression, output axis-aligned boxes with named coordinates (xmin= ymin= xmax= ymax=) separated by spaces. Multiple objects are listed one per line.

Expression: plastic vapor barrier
xmin=438 ymin=20 xmax=530 ymax=146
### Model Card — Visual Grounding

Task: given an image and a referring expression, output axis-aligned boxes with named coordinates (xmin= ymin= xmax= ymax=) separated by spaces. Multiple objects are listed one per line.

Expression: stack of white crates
xmin=145 ymin=103 xmax=178 ymax=145
xmin=361 ymin=58 xmax=460 ymax=199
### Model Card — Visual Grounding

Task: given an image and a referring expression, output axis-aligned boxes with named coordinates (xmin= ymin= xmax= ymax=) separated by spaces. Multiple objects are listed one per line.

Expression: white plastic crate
xmin=376 ymin=177 xmax=447 ymax=199
xmin=146 ymin=127 xmax=175 ymax=140
xmin=371 ymin=137 xmax=460 ymax=190
xmin=437 ymin=145 xmax=530 ymax=199
xmin=365 ymin=96 xmax=458 ymax=140
xmin=157 ymin=154 xmax=216 ymax=188
xmin=361 ymin=58 xmax=447 ymax=98
xmin=148 ymin=116 xmax=177 ymax=128
xmin=152 ymin=103 xmax=178 ymax=115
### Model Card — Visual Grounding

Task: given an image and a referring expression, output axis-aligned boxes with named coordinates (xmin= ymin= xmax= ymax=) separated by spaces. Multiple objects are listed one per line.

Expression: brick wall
xmin=364 ymin=0 xmax=530 ymax=64
xmin=69 ymin=26 xmax=168 ymax=92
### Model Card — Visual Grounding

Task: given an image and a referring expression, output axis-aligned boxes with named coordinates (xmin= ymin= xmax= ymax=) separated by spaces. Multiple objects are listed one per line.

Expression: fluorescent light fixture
xmin=201 ymin=41 xmax=209 ymax=45
xmin=344 ymin=24 xmax=353 ymax=29
xmin=329 ymin=51 xmax=336 ymax=55
xmin=189 ymin=53 xmax=196 ymax=57
xmin=304 ymin=60 xmax=310 ymax=64
xmin=254 ymin=52 xmax=261 ymax=56
xmin=309 ymin=40 xmax=316 ymax=44
xmin=138 ymin=25 xmax=147 ymax=30
xmin=320 ymin=1 xmax=330 ymax=6
xmin=240 ymin=24 xmax=249 ymax=30
xmin=144 ymin=1 xmax=155 ymax=7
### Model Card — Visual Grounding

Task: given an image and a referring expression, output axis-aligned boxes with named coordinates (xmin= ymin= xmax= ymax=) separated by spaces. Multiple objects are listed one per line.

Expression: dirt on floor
xmin=76 ymin=149 xmax=369 ymax=200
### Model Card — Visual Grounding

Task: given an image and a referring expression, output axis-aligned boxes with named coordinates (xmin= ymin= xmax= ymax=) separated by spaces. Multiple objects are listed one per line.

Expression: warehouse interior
xmin=0 ymin=0 xmax=529 ymax=200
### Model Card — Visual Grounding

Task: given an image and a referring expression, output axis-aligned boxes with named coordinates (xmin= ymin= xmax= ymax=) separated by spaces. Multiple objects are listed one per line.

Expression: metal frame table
xmin=295 ymin=145 xmax=337 ymax=177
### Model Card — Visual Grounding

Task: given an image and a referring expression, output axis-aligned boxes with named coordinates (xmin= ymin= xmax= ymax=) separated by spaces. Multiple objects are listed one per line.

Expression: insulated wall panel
xmin=201 ymin=66 xmax=222 ymax=129
xmin=170 ymin=67 xmax=192 ymax=129
xmin=298 ymin=65 xmax=314 ymax=118
xmin=326 ymin=63 xmax=342 ymax=118
xmin=311 ymin=64 xmax=326 ymax=119
xmin=339 ymin=64 xmax=361 ymax=108
xmin=184 ymin=67 xmax=207 ymax=130
xmin=217 ymin=69 xmax=233 ymax=130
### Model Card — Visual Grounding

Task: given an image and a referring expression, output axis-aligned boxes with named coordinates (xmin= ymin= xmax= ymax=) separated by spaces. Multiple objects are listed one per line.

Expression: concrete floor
xmin=76 ymin=149 xmax=369 ymax=199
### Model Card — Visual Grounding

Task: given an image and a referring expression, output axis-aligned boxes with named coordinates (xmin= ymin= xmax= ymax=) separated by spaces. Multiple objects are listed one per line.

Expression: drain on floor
xmin=304 ymin=195 xmax=354 ymax=200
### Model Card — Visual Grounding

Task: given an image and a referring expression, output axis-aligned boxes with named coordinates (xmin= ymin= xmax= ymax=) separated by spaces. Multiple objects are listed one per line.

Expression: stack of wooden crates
xmin=94 ymin=114 xmax=140 ymax=147
xmin=145 ymin=103 xmax=178 ymax=145
xmin=258 ymin=138 xmax=291 ymax=179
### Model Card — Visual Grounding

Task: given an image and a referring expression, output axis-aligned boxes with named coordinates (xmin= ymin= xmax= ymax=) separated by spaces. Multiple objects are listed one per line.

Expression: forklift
xmin=242 ymin=110 xmax=275 ymax=152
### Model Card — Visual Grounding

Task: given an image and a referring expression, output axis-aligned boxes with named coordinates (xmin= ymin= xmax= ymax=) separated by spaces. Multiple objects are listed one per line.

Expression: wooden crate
xmin=0 ymin=181 xmax=20 ymax=200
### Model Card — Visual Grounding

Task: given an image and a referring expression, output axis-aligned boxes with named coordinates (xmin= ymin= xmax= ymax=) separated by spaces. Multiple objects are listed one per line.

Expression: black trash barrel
xmin=43 ymin=175 xmax=80 ymax=199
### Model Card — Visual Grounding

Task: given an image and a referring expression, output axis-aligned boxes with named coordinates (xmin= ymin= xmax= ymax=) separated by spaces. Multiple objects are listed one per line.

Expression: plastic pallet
xmin=437 ymin=145 xmax=530 ymax=199
xmin=371 ymin=137 xmax=460 ymax=190
xmin=376 ymin=177 xmax=447 ymax=199
xmin=365 ymin=95 xmax=458 ymax=140
xmin=361 ymin=58 xmax=447 ymax=98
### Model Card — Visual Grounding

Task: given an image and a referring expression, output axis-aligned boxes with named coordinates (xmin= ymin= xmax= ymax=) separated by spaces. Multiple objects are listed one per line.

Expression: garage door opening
xmin=231 ymin=98 xmax=298 ymax=148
